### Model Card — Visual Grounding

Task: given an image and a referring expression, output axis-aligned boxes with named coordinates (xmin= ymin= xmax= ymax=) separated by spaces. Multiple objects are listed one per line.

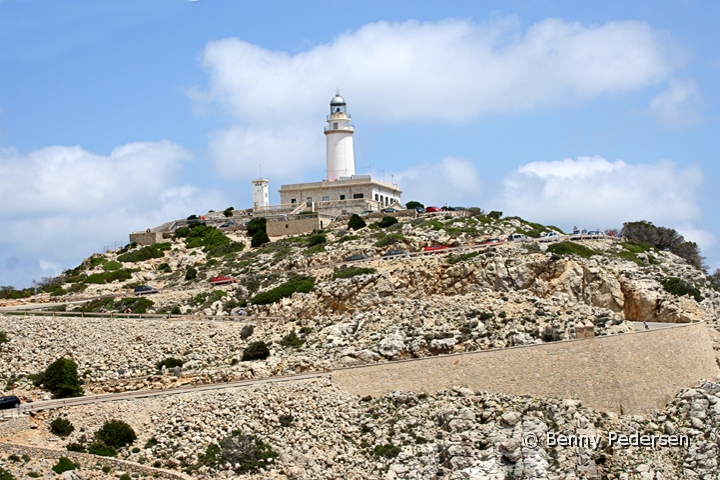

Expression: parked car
xmin=441 ymin=206 xmax=456 ymax=211
xmin=482 ymin=238 xmax=504 ymax=246
xmin=423 ymin=245 xmax=449 ymax=254
xmin=210 ymin=276 xmax=237 ymax=285
xmin=413 ymin=207 xmax=426 ymax=213
xmin=424 ymin=206 xmax=442 ymax=213
xmin=0 ymin=395 xmax=21 ymax=410
xmin=586 ymin=230 xmax=605 ymax=238
xmin=507 ymin=233 xmax=529 ymax=242
xmin=133 ymin=285 xmax=158 ymax=295
xmin=382 ymin=249 xmax=409 ymax=259
xmin=539 ymin=232 xmax=561 ymax=243
xmin=219 ymin=222 xmax=236 ymax=228
xmin=381 ymin=207 xmax=399 ymax=213
xmin=359 ymin=210 xmax=375 ymax=216
xmin=347 ymin=254 xmax=370 ymax=262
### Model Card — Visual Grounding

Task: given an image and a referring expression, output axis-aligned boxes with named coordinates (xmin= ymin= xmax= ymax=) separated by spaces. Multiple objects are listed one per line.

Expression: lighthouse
xmin=324 ymin=93 xmax=355 ymax=181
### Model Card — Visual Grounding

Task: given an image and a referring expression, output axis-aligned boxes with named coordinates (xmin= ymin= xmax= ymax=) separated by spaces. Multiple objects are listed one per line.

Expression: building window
xmin=322 ymin=196 xmax=329 ymax=202
xmin=340 ymin=194 xmax=345 ymax=200
xmin=333 ymin=122 xmax=338 ymax=129
xmin=374 ymin=194 xmax=378 ymax=201
xmin=291 ymin=198 xmax=296 ymax=204
xmin=353 ymin=193 xmax=364 ymax=199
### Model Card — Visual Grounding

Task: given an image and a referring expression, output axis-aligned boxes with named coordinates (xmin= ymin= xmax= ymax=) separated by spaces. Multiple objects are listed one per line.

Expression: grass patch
xmin=547 ymin=241 xmax=597 ymax=258
xmin=250 ymin=277 xmax=315 ymax=305
xmin=333 ymin=266 xmax=376 ymax=279
xmin=102 ymin=260 xmax=122 ymax=271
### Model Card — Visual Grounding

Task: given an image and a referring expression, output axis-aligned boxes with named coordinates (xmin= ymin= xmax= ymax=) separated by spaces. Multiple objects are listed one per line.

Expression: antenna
xmin=259 ymin=164 xmax=262 ymax=179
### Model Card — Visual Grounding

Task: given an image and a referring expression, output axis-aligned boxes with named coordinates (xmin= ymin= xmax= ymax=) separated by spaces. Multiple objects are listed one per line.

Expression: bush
xmin=51 ymin=457 xmax=76 ymax=474
xmin=223 ymin=207 xmax=234 ymax=217
xmin=66 ymin=442 xmax=86 ymax=452
xmin=280 ymin=331 xmax=304 ymax=349
xmin=102 ymin=466 xmax=112 ymax=474
xmin=156 ymin=357 xmax=184 ymax=371
xmin=156 ymin=262 xmax=171 ymax=273
xmin=250 ymin=278 xmax=315 ymax=305
xmin=405 ymin=201 xmax=424 ymax=209
xmin=246 ymin=217 xmax=267 ymax=237
xmin=661 ymin=277 xmax=702 ymax=302
xmin=87 ymin=441 xmax=117 ymax=457
xmin=89 ymin=257 xmax=107 ymax=267
xmin=374 ymin=233 xmax=403 ymax=247
xmin=373 ymin=443 xmax=400 ymax=458
xmin=242 ymin=342 xmax=270 ymax=361
xmin=83 ymin=268 xmax=135 ymax=284
xmin=348 ymin=214 xmax=366 ymax=230
xmin=547 ymin=241 xmax=597 ymax=258
xmin=307 ymin=234 xmax=327 ymax=247
xmin=541 ymin=326 xmax=562 ymax=342
xmin=50 ymin=417 xmax=75 ymax=437
xmin=38 ymin=358 xmax=83 ymax=398
xmin=0 ymin=467 xmax=13 ymax=480
xmin=207 ymin=241 xmax=245 ymax=258
xmin=487 ymin=211 xmax=503 ymax=220
xmin=0 ymin=331 xmax=7 ymax=344
xmin=117 ymin=245 xmax=167 ymax=263
xmin=333 ymin=266 xmax=376 ymax=279
xmin=240 ymin=325 xmax=254 ymax=340
xmin=251 ymin=230 xmax=270 ymax=248
xmin=199 ymin=430 xmax=278 ymax=473
xmin=94 ymin=419 xmax=137 ymax=449
xmin=185 ymin=266 xmax=198 ymax=281
xmin=378 ymin=216 xmax=398 ymax=228
xmin=102 ymin=260 xmax=122 ymax=271
xmin=113 ymin=297 xmax=154 ymax=314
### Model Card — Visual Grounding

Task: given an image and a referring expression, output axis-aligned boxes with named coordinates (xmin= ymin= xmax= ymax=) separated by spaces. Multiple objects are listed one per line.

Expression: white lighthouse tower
xmin=324 ymin=92 xmax=355 ymax=181
xmin=251 ymin=178 xmax=269 ymax=209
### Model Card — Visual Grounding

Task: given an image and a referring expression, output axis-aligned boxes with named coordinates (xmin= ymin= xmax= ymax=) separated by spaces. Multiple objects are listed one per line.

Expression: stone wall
xmin=0 ymin=442 xmax=191 ymax=480
xmin=333 ymin=322 xmax=718 ymax=415
xmin=128 ymin=231 xmax=164 ymax=246
xmin=266 ymin=215 xmax=321 ymax=236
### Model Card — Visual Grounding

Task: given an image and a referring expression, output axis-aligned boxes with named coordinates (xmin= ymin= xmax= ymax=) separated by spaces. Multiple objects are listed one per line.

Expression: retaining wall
xmin=333 ymin=322 xmax=718 ymax=415
xmin=0 ymin=442 xmax=191 ymax=480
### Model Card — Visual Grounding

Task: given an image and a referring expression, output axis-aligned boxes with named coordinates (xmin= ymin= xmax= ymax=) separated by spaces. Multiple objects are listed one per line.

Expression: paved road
xmin=0 ymin=300 xmax=90 ymax=312
xmin=6 ymin=371 xmax=331 ymax=415
xmin=632 ymin=321 xmax=680 ymax=331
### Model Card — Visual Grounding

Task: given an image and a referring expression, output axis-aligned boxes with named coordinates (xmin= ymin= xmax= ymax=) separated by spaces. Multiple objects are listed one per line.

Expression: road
xmin=8 ymin=371 xmax=331 ymax=415
xmin=632 ymin=321 xmax=681 ymax=331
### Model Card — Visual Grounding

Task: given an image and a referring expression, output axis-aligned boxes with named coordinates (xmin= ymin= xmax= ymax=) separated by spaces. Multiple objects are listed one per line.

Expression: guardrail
xmin=0 ymin=310 xmax=285 ymax=322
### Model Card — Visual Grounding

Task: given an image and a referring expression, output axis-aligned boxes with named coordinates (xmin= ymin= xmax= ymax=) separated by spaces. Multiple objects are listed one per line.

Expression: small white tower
xmin=252 ymin=178 xmax=269 ymax=209
xmin=324 ymin=92 xmax=355 ymax=181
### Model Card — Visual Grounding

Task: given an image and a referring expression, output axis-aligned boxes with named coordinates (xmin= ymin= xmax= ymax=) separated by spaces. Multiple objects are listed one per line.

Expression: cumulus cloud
xmin=192 ymin=17 xmax=687 ymax=179
xmin=496 ymin=155 xmax=705 ymax=233
xmin=0 ymin=141 xmax=228 ymax=287
xmin=648 ymin=78 xmax=702 ymax=127
xmin=394 ymin=156 xmax=483 ymax=206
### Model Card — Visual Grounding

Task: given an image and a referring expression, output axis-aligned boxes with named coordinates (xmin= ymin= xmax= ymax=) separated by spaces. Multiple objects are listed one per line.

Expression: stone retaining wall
xmin=0 ymin=442 xmax=191 ymax=480
xmin=333 ymin=322 xmax=719 ymax=415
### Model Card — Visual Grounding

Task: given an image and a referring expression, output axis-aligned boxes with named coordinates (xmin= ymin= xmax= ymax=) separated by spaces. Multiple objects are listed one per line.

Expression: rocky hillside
xmin=2 ymin=210 xmax=720 ymax=479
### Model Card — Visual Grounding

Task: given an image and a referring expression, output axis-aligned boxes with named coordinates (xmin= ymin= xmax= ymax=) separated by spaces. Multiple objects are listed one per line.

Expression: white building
xmin=251 ymin=178 xmax=269 ymax=208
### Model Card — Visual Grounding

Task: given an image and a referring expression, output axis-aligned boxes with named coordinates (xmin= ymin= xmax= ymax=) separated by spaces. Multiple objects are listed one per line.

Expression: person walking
xmin=643 ymin=320 xmax=649 ymax=331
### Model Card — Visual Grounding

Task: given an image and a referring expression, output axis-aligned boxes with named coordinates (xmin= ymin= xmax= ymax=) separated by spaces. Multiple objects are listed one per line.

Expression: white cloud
xmin=192 ymin=17 xmax=687 ymax=179
xmin=647 ymin=78 xmax=701 ymax=127
xmin=496 ymin=155 xmax=704 ymax=231
xmin=394 ymin=156 xmax=483 ymax=206
xmin=0 ymin=141 xmax=228 ymax=287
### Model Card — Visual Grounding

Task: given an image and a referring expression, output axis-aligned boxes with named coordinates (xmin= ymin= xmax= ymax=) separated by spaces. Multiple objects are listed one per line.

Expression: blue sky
xmin=1 ymin=0 xmax=719 ymax=287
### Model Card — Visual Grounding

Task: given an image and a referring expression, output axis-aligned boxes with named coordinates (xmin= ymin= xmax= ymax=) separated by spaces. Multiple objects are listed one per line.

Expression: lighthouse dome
xmin=330 ymin=94 xmax=346 ymax=106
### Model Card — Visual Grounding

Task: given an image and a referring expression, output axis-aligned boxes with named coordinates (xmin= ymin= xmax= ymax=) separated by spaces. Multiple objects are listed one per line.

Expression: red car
xmin=424 ymin=206 xmax=442 ymax=213
xmin=210 ymin=276 xmax=237 ymax=285
xmin=423 ymin=245 xmax=449 ymax=254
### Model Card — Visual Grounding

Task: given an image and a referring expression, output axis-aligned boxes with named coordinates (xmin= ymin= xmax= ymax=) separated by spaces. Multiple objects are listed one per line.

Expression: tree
xmin=39 ymin=358 xmax=83 ymax=398
xmin=95 ymin=419 xmax=137 ymax=449
xmin=378 ymin=216 xmax=398 ymax=228
xmin=405 ymin=201 xmax=424 ymax=210
xmin=50 ymin=417 xmax=75 ymax=437
xmin=251 ymin=230 xmax=270 ymax=248
xmin=223 ymin=207 xmax=234 ymax=217
xmin=622 ymin=221 xmax=706 ymax=270
xmin=246 ymin=217 xmax=267 ymax=237
xmin=348 ymin=214 xmax=366 ymax=230
xmin=242 ymin=341 xmax=270 ymax=361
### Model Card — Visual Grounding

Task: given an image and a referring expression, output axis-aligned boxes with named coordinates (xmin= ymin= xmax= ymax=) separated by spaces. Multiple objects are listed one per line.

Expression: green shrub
xmin=83 ymin=268 xmax=135 ymax=284
xmin=38 ymin=358 xmax=83 ymax=398
xmin=373 ymin=443 xmax=400 ymax=458
xmin=27 ymin=473 xmax=40 ymax=478
xmin=250 ymin=278 xmax=315 ymax=305
xmin=447 ymin=251 xmax=480 ymax=264
xmin=0 ymin=467 xmax=13 ymax=480
xmin=52 ymin=458 xmax=75 ymax=474
xmin=94 ymin=419 xmax=137 ymax=449
xmin=547 ymin=241 xmax=597 ymax=258
xmin=541 ymin=326 xmax=562 ymax=342
xmin=333 ymin=266 xmax=376 ymax=279
xmin=374 ymin=233 xmax=403 ymax=247
xmin=170 ymin=306 xmax=181 ymax=315
xmin=119 ymin=474 xmax=131 ymax=480
xmin=279 ymin=331 xmax=304 ymax=349
xmin=185 ymin=266 xmax=198 ymax=281
xmin=0 ymin=331 xmax=7 ymax=344
xmin=131 ymin=447 xmax=141 ymax=453
xmin=242 ymin=342 xmax=270 ymax=361
xmin=117 ymin=246 xmax=165 ymax=263
xmin=113 ymin=297 xmax=153 ymax=314
xmin=246 ymin=217 xmax=267 ymax=237
xmin=50 ymin=417 xmax=75 ymax=437
xmin=207 ymin=241 xmax=245 ymax=258
xmin=487 ymin=211 xmax=503 ymax=220
xmin=223 ymin=207 xmax=234 ymax=217
xmin=405 ymin=201 xmax=424 ymax=209
xmin=348 ymin=214 xmax=366 ymax=230
xmin=102 ymin=466 xmax=112 ymax=474
xmin=661 ymin=277 xmax=702 ymax=302
xmin=66 ymin=442 xmax=86 ymax=452
xmin=87 ymin=441 xmax=117 ymax=457
xmin=378 ymin=216 xmax=398 ymax=228
xmin=198 ymin=430 xmax=278 ymax=473
xmin=7 ymin=455 xmax=19 ymax=462
xmin=307 ymin=234 xmax=327 ymax=247
xmin=251 ymin=230 xmax=270 ymax=248
xmin=102 ymin=260 xmax=122 ymax=271
xmin=156 ymin=357 xmax=184 ymax=371
xmin=156 ymin=262 xmax=171 ymax=273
